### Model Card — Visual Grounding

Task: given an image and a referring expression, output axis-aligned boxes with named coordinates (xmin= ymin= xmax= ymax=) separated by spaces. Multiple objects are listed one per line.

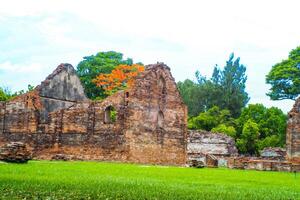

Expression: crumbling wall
xmin=188 ymin=130 xmax=238 ymax=156
xmin=227 ymin=157 xmax=300 ymax=172
xmin=124 ymin=63 xmax=187 ymax=165
xmin=0 ymin=64 xmax=128 ymax=161
xmin=187 ymin=130 xmax=238 ymax=166
xmin=0 ymin=63 xmax=187 ymax=165
xmin=260 ymin=147 xmax=286 ymax=160
xmin=37 ymin=63 xmax=88 ymax=123
xmin=287 ymin=97 xmax=300 ymax=163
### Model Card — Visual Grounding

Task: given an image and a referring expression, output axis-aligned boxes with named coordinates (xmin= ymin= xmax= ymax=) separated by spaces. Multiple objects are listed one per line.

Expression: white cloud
xmin=0 ymin=61 xmax=43 ymax=73
xmin=0 ymin=0 xmax=299 ymax=113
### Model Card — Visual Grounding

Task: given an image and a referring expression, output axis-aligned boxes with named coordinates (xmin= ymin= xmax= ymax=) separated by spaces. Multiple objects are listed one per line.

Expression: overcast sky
xmin=0 ymin=0 xmax=299 ymax=113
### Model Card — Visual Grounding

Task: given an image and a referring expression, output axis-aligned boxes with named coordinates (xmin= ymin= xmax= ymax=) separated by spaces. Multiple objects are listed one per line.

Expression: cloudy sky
xmin=0 ymin=0 xmax=299 ymax=113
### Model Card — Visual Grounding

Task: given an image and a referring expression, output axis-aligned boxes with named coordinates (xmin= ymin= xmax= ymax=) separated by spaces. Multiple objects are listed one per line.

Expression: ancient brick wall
xmin=187 ymin=130 xmax=238 ymax=166
xmin=227 ymin=157 xmax=300 ymax=172
xmin=188 ymin=130 xmax=238 ymax=156
xmin=0 ymin=63 xmax=187 ymax=165
xmin=124 ymin=63 xmax=187 ymax=165
xmin=287 ymin=97 xmax=300 ymax=163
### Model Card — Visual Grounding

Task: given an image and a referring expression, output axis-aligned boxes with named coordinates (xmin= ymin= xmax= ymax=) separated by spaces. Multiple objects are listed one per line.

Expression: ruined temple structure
xmin=287 ymin=97 xmax=300 ymax=163
xmin=0 ymin=63 xmax=187 ymax=165
xmin=187 ymin=130 xmax=238 ymax=167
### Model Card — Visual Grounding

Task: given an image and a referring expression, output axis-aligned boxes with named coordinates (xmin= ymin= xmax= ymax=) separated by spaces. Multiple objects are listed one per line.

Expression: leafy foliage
xmin=0 ymin=85 xmax=35 ymax=101
xmin=177 ymin=80 xmax=204 ymax=116
xmin=237 ymin=104 xmax=287 ymax=147
xmin=201 ymin=53 xmax=249 ymax=117
xmin=266 ymin=46 xmax=300 ymax=100
xmin=76 ymin=51 xmax=136 ymax=99
xmin=178 ymin=53 xmax=249 ymax=117
xmin=93 ymin=64 xmax=144 ymax=95
xmin=189 ymin=104 xmax=287 ymax=155
xmin=0 ymin=87 xmax=13 ymax=101
xmin=257 ymin=135 xmax=281 ymax=151
xmin=211 ymin=124 xmax=237 ymax=138
xmin=110 ymin=109 xmax=117 ymax=123
xmin=236 ymin=120 xmax=260 ymax=155
xmin=188 ymin=106 xmax=236 ymax=132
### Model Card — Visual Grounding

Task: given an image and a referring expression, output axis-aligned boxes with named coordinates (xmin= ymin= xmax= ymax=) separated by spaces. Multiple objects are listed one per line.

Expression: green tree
xmin=257 ymin=135 xmax=281 ymax=151
xmin=211 ymin=53 xmax=249 ymax=117
xmin=211 ymin=124 xmax=237 ymax=138
xmin=236 ymin=104 xmax=287 ymax=154
xmin=236 ymin=119 xmax=260 ymax=155
xmin=178 ymin=53 xmax=248 ymax=117
xmin=188 ymin=106 xmax=236 ymax=131
xmin=266 ymin=46 xmax=300 ymax=100
xmin=195 ymin=71 xmax=224 ymax=111
xmin=76 ymin=51 xmax=135 ymax=99
xmin=194 ymin=53 xmax=249 ymax=117
xmin=177 ymin=80 xmax=202 ymax=116
xmin=177 ymin=79 xmax=214 ymax=116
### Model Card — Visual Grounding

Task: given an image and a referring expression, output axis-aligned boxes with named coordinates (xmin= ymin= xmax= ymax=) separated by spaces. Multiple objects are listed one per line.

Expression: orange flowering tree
xmin=93 ymin=64 xmax=144 ymax=95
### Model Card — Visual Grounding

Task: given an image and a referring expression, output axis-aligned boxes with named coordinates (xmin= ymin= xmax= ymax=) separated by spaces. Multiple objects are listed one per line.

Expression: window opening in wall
xmin=158 ymin=76 xmax=166 ymax=95
xmin=104 ymin=106 xmax=117 ymax=124
xmin=158 ymin=110 xmax=164 ymax=128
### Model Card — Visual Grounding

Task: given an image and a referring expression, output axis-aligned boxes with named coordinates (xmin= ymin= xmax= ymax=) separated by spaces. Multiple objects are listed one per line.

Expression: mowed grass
xmin=0 ymin=161 xmax=299 ymax=200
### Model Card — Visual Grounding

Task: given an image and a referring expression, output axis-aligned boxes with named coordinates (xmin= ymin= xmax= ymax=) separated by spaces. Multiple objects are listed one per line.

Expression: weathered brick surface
xmin=287 ymin=97 xmax=300 ymax=163
xmin=187 ymin=130 xmax=238 ymax=167
xmin=188 ymin=130 xmax=238 ymax=156
xmin=0 ymin=142 xmax=31 ymax=163
xmin=227 ymin=157 xmax=300 ymax=172
xmin=123 ymin=64 xmax=187 ymax=165
xmin=260 ymin=147 xmax=286 ymax=160
xmin=0 ymin=63 xmax=187 ymax=165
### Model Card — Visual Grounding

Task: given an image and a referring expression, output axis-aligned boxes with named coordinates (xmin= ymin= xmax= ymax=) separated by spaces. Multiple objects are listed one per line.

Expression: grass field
xmin=0 ymin=161 xmax=299 ymax=200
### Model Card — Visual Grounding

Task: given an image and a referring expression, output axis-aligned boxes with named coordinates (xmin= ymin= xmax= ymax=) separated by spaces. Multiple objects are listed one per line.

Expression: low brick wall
xmin=187 ymin=130 xmax=238 ymax=166
xmin=227 ymin=157 xmax=300 ymax=172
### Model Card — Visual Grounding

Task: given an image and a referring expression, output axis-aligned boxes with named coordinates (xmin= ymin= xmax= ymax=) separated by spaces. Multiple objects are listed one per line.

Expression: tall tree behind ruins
xmin=76 ymin=51 xmax=137 ymax=100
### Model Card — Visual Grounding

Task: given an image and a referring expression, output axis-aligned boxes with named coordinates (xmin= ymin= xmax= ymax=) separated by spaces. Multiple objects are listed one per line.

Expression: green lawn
xmin=0 ymin=161 xmax=299 ymax=200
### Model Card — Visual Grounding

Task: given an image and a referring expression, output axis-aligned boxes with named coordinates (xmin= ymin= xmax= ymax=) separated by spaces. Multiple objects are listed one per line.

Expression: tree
xmin=193 ymin=53 xmax=249 ymax=117
xmin=188 ymin=106 xmax=236 ymax=131
xmin=236 ymin=119 xmax=260 ymax=155
xmin=76 ymin=51 xmax=136 ymax=99
xmin=93 ymin=64 xmax=144 ymax=95
xmin=266 ymin=46 xmax=300 ymax=100
xmin=178 ymin=53 xmax=249 ymax=117
xmin=211 ymin=124 xmax=237 ymax=138
xmin=236 ymin=104 xmax=287 ymax=154
xmin=177 ymin=79 xmax=209 ymax=116
xmin=257 ymin=135 xmax=281 ymax=151
xmin=211 ymin=53 xmax=249 ymax=117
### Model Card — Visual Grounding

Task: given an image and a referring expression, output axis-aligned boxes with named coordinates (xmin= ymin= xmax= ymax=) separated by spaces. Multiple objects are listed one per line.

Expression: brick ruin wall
xmin=0 ymin=63 xmax=187 ymax=165
xmin=287 ymin=97 xmax=300 ymax=163
xmin=187 ymin=130 xmax=238 ymax=166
